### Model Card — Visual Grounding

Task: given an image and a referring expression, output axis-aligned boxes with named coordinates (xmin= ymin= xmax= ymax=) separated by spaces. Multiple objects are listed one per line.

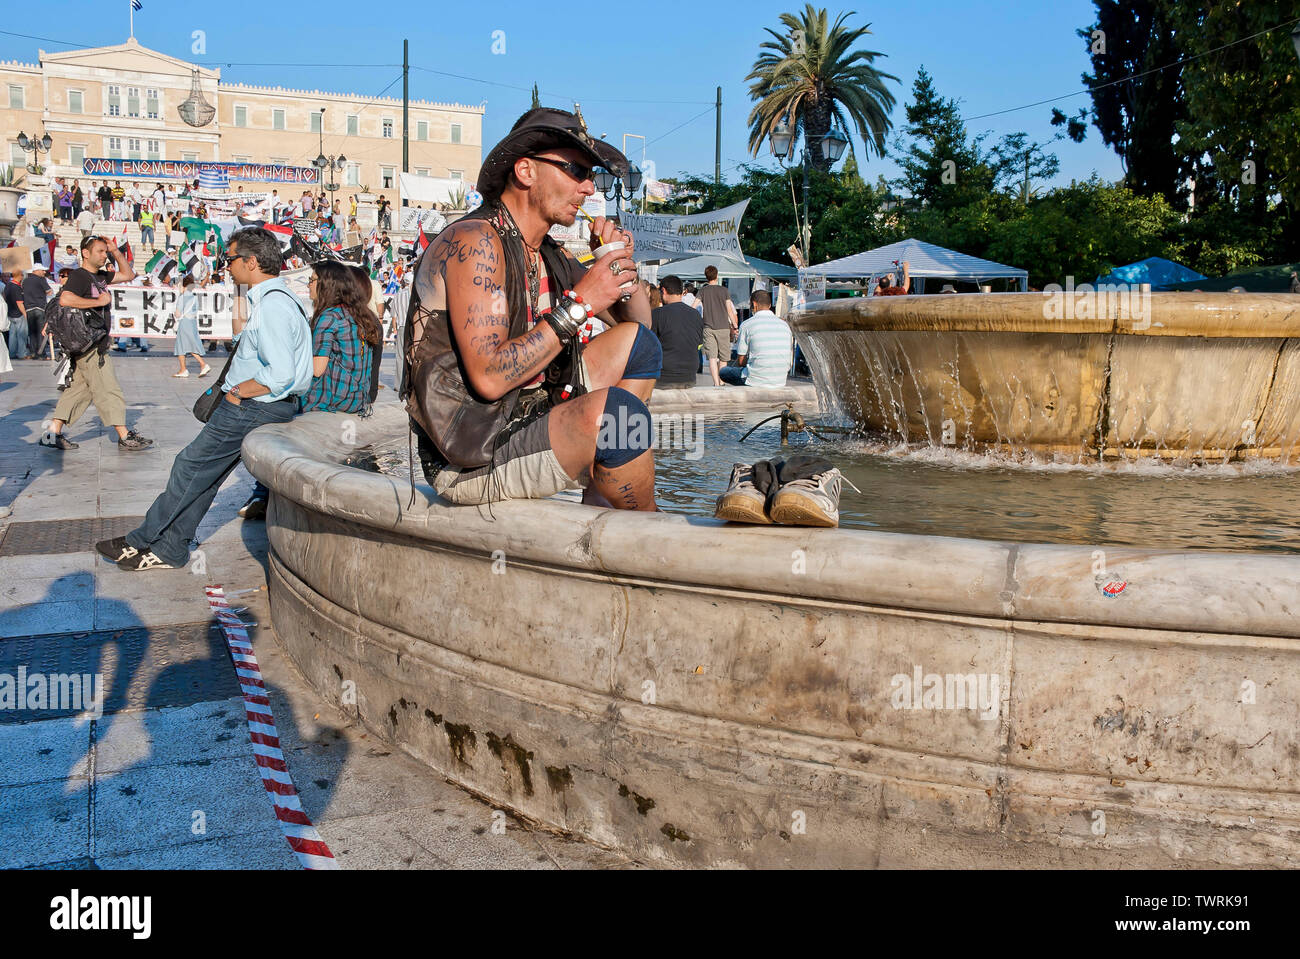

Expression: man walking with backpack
xmin=41 ymin=236 xmax=153 ymax=451
xmin=96 ymin=227 xmax=313 ymax=572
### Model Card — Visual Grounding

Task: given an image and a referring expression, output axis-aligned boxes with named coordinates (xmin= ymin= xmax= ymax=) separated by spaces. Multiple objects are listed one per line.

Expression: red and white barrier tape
xmin=206 ymin=585 xmax=339 ymax=870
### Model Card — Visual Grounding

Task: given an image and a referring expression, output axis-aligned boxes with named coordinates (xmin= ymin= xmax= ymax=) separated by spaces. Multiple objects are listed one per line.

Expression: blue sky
xmin=2 ymin=0 xmax=1123 ymax=189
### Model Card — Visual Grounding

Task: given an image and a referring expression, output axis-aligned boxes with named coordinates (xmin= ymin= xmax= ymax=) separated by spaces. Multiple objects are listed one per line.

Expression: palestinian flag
xmin=146 ymin=250 xmax=177 ymax=283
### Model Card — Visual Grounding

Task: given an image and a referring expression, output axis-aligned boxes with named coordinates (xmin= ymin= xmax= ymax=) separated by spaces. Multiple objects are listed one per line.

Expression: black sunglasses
xmin=528 ymin=155 xmax=594 ymax=183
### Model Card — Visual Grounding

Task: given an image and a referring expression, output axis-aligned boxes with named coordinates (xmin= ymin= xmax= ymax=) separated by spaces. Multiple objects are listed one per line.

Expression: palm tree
xmin=746 ymin=5 xmax=899 ymax=171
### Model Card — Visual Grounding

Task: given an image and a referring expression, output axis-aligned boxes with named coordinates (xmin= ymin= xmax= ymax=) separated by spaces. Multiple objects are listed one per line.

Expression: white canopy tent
xmin=804 ymin=238 xmax=1028 ymax=292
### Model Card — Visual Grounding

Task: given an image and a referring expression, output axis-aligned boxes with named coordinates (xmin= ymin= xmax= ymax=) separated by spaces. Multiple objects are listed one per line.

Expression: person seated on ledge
xmin=719 ymin=289 xmax=792 ymax=389
xmin=650 ymin=274 xmax=704 ymax=390
xmin=875 ymin=259 xmax=911 ymax=296
xmin=401 ymin=107 xmax=662 ymax=511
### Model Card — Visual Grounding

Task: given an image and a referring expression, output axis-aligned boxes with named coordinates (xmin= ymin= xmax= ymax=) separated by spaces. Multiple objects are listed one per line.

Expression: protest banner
xmin=107 ymin=269 xmax=312 ymax=340
xmin=620 ymin=199 xmax=749 ymax=262
xmin=798 ymin=269 xmax=826 ymax=304
xmin=398 ymin=207 xmax=447 ymax=234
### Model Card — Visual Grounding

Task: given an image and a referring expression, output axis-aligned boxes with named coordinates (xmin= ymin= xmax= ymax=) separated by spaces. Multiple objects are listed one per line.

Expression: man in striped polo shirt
xmin=719 ymin=288 xmax=792 ymax=388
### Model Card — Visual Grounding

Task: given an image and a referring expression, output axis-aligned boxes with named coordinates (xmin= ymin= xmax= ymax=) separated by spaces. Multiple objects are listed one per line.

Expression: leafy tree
xmin=987 ymin=133 xmax=1061 ymax=204
xmin=892 ymin=67 xmax=993 ymax=210
xmin=745 ymin=4 xmax=900 ymax=171
xmin=530 ymin=83 xmax=540 ymax=110
xmin=1075 ymin=0 xmax=1190 ymax=207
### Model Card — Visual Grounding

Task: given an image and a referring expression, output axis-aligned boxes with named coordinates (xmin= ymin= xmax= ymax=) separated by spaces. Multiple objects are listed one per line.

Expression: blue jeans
xmin=719 ymin=365 xmax=747 ymax=386
xmin=140 ymin=225 xmax=155 ymax=247
xmin=127 ymin=396 xmax=297 ymax=566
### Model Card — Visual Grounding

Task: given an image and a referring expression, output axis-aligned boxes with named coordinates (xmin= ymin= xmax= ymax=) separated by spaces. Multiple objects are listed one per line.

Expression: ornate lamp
xmin=768 ymin=117 xmax=794 ymax=160
xmin=178 ymin=69 xmax=216 ymax=128
xmin=821 ymin=125 xmax=849 ymax=163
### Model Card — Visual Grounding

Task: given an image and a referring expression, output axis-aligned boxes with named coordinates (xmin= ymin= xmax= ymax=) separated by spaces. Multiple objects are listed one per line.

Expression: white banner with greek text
xmin=620 ymin=199 xmax=749 ymax=262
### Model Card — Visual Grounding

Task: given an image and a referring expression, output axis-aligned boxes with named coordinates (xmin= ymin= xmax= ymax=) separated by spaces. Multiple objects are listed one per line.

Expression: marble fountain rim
xmin=791 ymin=291 xmax=1300 ymax=337
xmin=243 ymin=404 xmax=1300 ymax=642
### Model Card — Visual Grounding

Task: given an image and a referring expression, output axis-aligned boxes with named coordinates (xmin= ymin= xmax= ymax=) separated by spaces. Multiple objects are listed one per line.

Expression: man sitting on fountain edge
xmin=401 ymin=107 xmax=663 ymax=510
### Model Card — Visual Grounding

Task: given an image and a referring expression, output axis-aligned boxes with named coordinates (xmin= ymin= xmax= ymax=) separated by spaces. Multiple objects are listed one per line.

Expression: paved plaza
xmin=0 ymin=347 xmax=638 ymax=869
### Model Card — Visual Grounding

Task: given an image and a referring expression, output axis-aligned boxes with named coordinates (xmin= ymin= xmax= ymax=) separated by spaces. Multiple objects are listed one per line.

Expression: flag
xmin=131 ymin=0 xmax=143 ymax=10
xmin=119 ymin=224 xmax=133 ymax=265
xmin=417 ymin=223 xmax=429 ymax=252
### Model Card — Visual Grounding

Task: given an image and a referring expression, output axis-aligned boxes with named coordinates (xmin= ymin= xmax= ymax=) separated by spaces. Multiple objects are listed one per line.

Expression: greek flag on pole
xmin=131 ymin=1 xmax=143 ymax=11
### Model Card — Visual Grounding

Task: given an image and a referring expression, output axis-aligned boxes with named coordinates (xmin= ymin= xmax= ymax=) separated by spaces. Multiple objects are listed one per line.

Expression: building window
xmin=127 ymin=138 xmax=142 ymax=160
xmin=7 ymin=84 xmax=22 ymax=110
xmin=345 ymin=163 xmax=360 ymax=187
xmin=68 ymin=90 xmax=83 ymax=114
xmin=382 ymin=118 xmax=394 ymax=139
xmin=146 ymin=88 xmax=160 ymax=119
xmin=10 ymin=143 xmax=26 ymax=168
xmin=450 ymin=123 xmax=461 ymax=144
xmin=107 ymin=136 xmax=122 ymax=159
xmin=233 ymin=155 xmax=251 ymax=163
xmin=417 ymin=120 xmax=428 ymax=141
xmin=449 ymin=169 xmax=463 ymax=181
xmin=381 ymin=166 xmax=395 ymax=189
xmin=106 ymin=84 xmax=121 ymax=117
xmin=234 ymin=105 xmax=247 ymax=127
xmin=415 ymin=167 xmax=430 ymax=177
xmin=181 ymin=151 xmax=198 ymax=162
xmin=127 ymin=87 xmax=140 ymax=118
xmin=347 ymin=115 xmax=359 ymax=136
xmin=147 ymin=139 xmax=161 ymax=161
xmin=310 ymin=111 xmax=322 ymax=133
xmin=69 ymin=144 xmax=85 ymax=167
xmin=273 ymin=108 xmax=285 ymax=130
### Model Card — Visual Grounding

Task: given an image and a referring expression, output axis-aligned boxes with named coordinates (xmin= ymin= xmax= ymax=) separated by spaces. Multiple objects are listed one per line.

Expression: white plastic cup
xmin=591 ymin=240 xmax=637 ymax=291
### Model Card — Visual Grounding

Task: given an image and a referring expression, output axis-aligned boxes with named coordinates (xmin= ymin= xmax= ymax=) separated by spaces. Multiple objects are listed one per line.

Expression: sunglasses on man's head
xmin=528 ymin=155 xmax=594 ymax=183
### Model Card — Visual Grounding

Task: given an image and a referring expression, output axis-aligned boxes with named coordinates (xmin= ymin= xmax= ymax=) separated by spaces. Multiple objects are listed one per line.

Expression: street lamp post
xmin=16 ymin=130 xmax=53 ymax=174
xmin=313 ymin=110 xmax=346 ymax=209
xmin=593 ymin=163 xmax=643 ymax=212
xmin=768 ymin=118 xmax=848 ymax=263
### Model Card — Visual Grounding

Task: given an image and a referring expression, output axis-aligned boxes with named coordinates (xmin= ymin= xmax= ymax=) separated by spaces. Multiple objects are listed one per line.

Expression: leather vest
xmin=400 ymin=202 xmax=579 ymax=468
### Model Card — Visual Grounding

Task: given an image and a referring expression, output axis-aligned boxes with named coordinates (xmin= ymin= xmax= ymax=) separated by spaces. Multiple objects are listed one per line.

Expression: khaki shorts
xmin=425 ymin=412 xmax=583 ymax=505
xmin=702 ymin=326 xmax=731 ymax=364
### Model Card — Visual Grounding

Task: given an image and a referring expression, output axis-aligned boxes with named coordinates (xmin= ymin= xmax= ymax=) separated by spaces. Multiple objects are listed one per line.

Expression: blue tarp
xmin=1095 ymin=257 xmax=1205 ymax=290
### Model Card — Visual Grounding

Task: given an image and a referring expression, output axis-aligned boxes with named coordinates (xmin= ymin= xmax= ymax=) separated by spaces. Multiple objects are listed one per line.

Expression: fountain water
xmin=794 ymin=292 xmax=1300 ymax=463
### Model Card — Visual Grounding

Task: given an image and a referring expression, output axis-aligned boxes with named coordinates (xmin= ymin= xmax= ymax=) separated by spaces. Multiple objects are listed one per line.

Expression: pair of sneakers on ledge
xmin=715 ymin=455 xmax=858 ymax=528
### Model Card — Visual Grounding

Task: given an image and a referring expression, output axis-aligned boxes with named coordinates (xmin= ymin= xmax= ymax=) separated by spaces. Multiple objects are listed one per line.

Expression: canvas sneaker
xmin=39 ymin=431 xmax=79 ymax=450
xmin=769 ymin=466 xmax=850 ymax=528
xmin=118 ymin=550 xmax=175 ymax=572
xmin=96 ymin=536 xmax=139 ymax=564
xmin=118 ymin=430 xmax=154 ymax=451
xmin=713 ymin=463 xmax=774 ymax=525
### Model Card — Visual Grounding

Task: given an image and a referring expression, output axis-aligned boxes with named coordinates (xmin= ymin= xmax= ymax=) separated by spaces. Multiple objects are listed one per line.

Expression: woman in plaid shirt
xmin=239 ymin=260 xmax=381 ymax=520
xmin=299 ymin=260 xmax=382 ymax=414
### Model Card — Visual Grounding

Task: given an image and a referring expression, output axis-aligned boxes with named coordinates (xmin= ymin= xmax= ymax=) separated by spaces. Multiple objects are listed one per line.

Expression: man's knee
xmin=621 ymin=324 xmax=662 ymax=380
xmin=592 ymin=386 xmax=653 ymax=468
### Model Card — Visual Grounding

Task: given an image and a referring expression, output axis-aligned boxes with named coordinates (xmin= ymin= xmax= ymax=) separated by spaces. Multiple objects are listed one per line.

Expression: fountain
xmin=794 ymin=292 xmax=1300 ymax=462
xmin=246 ymin=294 xmax=1300 ymax=868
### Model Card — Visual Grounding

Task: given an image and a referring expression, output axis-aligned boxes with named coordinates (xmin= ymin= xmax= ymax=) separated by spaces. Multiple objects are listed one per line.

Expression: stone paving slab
xmin=0 ymin=349 xmax=640 ymax=870
xmin=0 ymin=778 xmax=91 ymax=869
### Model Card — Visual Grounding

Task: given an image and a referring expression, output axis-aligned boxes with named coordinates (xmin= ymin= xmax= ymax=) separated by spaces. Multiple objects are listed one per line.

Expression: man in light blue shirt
xmin=720 ymin=288 xmax=793 ymax=388
xmin=97 ymin=227 xmax=313 ymax=571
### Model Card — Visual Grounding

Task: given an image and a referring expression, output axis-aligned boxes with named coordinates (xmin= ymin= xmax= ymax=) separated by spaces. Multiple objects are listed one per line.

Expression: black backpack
xmin=43 ymin=292 xmax=107 ymax=357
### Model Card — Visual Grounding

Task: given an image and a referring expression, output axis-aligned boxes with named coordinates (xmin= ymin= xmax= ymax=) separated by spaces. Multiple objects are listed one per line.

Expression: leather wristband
xmin=543 ymin=310 xmax=578 ymax=347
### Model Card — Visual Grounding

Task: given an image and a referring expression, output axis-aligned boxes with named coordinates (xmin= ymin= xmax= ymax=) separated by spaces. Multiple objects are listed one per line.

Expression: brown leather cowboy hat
xmin=476 ymin=107 xmax=630 ymax=201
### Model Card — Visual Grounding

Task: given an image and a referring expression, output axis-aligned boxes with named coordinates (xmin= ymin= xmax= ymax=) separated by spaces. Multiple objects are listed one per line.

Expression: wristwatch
xmin=544 ymin=293 xmax=588 ymax=346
